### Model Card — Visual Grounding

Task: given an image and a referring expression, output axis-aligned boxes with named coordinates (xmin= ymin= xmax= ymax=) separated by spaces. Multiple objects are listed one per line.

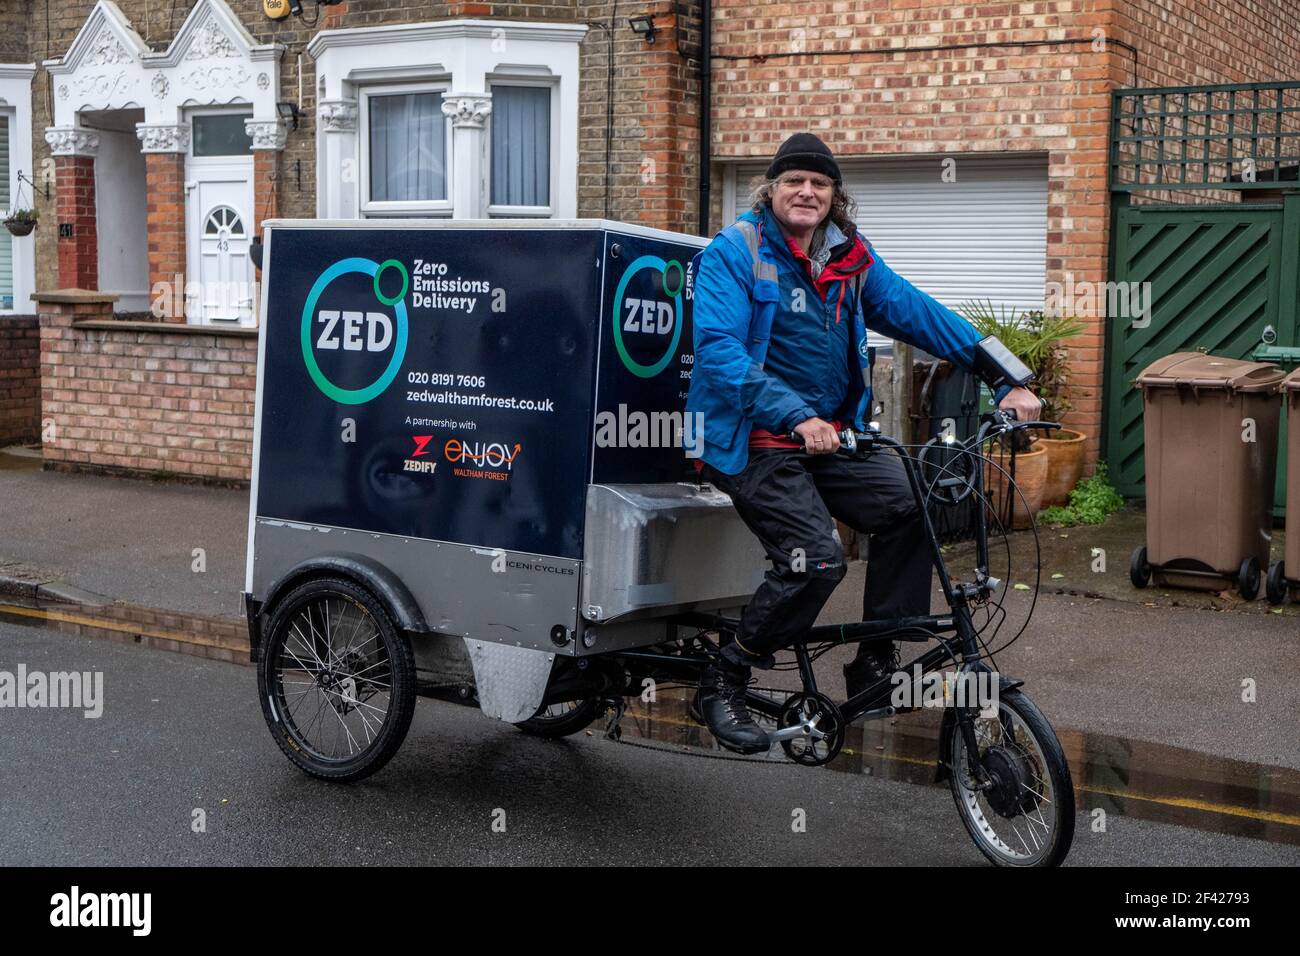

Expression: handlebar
xmin=786 ymin=411 xmax=1059 ymax=457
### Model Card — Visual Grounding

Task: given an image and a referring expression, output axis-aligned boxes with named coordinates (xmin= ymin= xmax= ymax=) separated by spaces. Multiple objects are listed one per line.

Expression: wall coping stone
xmin=71 ymin=320 xmax=259 ymax=338
xmin=32 ymin=290 xmax=120 ymax=305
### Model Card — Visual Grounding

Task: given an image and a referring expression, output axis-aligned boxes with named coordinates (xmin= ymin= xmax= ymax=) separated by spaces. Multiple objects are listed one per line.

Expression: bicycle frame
xmin=607 ymin=416 xmax=1052 ymax=777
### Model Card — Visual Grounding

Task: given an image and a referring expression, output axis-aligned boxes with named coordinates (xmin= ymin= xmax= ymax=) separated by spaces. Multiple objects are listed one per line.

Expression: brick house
xmin=1 ymin=0 xmax=1298 ymax=482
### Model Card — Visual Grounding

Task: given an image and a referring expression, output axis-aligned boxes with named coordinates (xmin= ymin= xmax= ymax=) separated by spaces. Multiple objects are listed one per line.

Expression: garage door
xmin=726 ymin=153 xmax=1048 ymax=324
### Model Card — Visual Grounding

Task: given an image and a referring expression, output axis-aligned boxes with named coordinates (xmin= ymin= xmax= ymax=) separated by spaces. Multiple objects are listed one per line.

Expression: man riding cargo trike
xmin=244 ymin=134 xmax=1075 ymax=867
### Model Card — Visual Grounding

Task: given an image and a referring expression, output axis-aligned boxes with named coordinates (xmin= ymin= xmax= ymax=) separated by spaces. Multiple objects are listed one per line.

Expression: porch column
xmin=245 ymin=119 xmax=288 ymax=237
xmin=136 ymin=124 xmax=190 ymax=323
xmin=317 ymin=100 xmax=358 ymax=218
xmin=442 ymin=93 xmax=492 ymax=218
xmin=44 ymin=127 xmax=100 ymax=290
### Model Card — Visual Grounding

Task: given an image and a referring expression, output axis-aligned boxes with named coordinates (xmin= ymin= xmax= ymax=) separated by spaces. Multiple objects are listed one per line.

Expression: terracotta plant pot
xmin=984 ymin=441 xmax=1048 ymax=530
xmin=1038 ymin=428 xmax=1087 ymax=507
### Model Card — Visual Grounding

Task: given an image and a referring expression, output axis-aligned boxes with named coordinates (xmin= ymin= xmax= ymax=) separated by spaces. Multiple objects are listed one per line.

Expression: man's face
xmin=770 ymin=168 xmax=835 ymax=234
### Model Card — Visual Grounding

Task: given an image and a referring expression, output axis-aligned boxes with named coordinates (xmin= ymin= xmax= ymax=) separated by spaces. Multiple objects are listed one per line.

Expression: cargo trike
xmin=243 ymin=219 xmax=1075 ymax=867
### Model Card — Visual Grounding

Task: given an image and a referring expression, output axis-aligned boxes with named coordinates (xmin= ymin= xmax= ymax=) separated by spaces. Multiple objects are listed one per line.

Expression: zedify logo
xmin=301 ymin=257 xmax=410 ymax=404
xmin=403 ymin=435 xmax=437 ymax=475
xmin=612 ymin=256 xmax=686 ymax=378
xmin=444 ymin=437 xmax=522 ymax=481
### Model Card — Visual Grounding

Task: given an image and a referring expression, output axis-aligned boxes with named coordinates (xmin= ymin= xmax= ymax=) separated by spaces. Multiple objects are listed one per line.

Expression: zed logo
xmin=612 ymin=256 xmax=685 ymax=378
xmin=301 ymin=257 xmax=410 ymax=404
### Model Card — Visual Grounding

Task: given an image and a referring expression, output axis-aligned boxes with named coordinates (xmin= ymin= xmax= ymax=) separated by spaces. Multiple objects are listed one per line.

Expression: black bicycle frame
xmin=618 ymin=431 xmax=998 ymax=730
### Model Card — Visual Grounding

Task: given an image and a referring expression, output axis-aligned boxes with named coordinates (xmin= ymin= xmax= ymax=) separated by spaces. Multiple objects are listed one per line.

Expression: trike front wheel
xmin=257 ymin=576 xmax=417 ymax=783
xmin=947 ymin=689 xmax=1075 ymax=867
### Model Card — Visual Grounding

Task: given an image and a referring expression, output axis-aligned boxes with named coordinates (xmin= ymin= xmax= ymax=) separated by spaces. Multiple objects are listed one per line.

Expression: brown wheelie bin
xmin=1267 ymin=368 xmax=1300 ymax=603
xmin=1129 ymin=352 xmax=1283 ymax=599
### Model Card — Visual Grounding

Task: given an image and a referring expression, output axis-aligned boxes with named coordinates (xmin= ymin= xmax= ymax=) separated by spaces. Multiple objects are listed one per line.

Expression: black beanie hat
xmin=766 ymin=132 xmax=841 ymax=183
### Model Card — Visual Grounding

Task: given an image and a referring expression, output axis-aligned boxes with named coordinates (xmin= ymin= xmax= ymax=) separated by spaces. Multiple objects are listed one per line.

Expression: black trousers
xmin=701 ymin=448 xmax=933 ymax=666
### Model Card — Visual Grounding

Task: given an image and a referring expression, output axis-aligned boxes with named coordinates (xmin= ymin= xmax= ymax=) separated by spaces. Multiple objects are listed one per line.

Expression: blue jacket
xmin=687 ymin=205 xmax=991 ymax=475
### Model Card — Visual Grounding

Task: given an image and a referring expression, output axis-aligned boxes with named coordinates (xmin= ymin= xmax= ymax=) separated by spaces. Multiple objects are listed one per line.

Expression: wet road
xmin=2 ymin=619 xmax=1298 ymax=866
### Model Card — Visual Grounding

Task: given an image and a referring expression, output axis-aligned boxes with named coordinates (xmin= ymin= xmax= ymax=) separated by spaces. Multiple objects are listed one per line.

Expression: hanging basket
xmin=3 ymin=216 xmax=35 ymax=237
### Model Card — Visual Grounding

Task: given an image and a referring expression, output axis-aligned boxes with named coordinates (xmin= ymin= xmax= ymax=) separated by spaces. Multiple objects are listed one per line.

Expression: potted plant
xmin=960 ymin=301 xmax=1087 ymax=509
xmin=3 ymin=207 xmax=37 ymax=237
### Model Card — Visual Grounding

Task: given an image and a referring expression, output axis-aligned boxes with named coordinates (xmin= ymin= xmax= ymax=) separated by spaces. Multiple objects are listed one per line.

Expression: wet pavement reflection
xmin=618 ymin=689 xmax=1300 ymax=847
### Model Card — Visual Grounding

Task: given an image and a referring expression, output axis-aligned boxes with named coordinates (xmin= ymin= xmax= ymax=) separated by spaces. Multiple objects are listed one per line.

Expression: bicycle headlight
xmin=973 ymin=335 xmax=1035 ymax=390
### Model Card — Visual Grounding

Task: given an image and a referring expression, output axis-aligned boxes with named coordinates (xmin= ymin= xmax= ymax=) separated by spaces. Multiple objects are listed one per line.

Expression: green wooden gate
xmin=1104 ymin=81 xmax=1300 ymax=498
xmin=1104 ymin=196 xmax=1300 ymax=496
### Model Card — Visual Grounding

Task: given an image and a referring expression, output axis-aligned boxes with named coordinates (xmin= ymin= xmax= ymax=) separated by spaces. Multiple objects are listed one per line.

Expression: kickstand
xmin=603 ymin=695 xmax=626 ymax=741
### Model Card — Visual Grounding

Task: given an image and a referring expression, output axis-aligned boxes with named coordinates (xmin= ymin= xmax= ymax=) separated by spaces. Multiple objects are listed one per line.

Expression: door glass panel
xmin=193 ymin=114 xmax=253 ymax=157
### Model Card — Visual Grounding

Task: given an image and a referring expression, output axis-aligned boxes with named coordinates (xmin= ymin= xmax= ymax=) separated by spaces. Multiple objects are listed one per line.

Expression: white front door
xmin=190 ymin=178 xmax=253 ymax=324
xmin=185 ymin=110 xmax=255 ymax=326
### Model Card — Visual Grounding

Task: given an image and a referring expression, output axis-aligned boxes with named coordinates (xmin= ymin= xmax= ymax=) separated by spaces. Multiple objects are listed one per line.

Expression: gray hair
xmin=746 ymin=172 xmax=859 ymax=235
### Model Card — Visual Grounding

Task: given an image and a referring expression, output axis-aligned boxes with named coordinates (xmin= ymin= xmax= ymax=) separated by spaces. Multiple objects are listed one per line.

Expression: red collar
xmin=785 ymin=233 xmax=873 ymax=298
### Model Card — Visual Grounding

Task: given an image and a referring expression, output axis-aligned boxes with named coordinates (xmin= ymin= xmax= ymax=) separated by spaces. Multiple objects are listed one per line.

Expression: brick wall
xmin=705 ymin=0 xmax=1300 ymax=468
xmin=0 ymin=0 xmax=29 ymax=61
xmin=1115 ymin=0 xmax=1299 ymax=87
xmin=0 ymin=317 xmax=40 ymax=446
xmin=38 ymin=295 xmax=256 ymax=484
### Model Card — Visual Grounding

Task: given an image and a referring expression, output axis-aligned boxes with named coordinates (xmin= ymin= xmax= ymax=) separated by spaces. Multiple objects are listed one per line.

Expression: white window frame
xmin=188 ymin=106 xmax=255 ymax=164
xmin=359 ymin=81 xmax=454 ymax=218
xmin=485 ymin=77 xmax=558 ymax=219
xmin=0 ymin=108 xmax=16 ymax=312
xmin=0 ymin=64 xmax=34 ymax=316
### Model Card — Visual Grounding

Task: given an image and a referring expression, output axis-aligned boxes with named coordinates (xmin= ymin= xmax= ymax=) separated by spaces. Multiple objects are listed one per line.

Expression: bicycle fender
xmin=260 ymin=553 xmax=430 ymax=641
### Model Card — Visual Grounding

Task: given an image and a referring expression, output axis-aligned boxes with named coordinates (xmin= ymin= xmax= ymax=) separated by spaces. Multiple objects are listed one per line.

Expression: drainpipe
xmin=697 ymin=0 xmax=711 ymax=236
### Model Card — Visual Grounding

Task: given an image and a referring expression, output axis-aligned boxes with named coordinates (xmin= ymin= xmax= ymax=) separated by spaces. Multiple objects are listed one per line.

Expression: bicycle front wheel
xmin=947 ymin=689 xmax=1075 ymax=867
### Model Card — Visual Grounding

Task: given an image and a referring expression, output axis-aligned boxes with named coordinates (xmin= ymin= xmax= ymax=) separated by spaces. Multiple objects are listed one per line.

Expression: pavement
xmin=0 ymin=450 xmax=246 ymax=618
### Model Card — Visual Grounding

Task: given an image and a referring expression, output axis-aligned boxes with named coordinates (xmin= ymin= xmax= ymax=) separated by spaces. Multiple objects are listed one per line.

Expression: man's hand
xmin=793 ymin=416 xmax=840 ymax=454
xmin=998 ymin=386 xmax=1043 ymax=422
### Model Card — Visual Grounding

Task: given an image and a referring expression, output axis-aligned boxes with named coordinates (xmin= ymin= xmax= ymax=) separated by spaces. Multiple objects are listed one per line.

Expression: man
xmin=687 ymin=132 xmax=1041 ymax=754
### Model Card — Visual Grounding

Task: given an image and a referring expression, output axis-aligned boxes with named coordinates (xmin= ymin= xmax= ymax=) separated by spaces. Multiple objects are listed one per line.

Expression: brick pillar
xmin=245 ymin=118 xmax=288 ymax=236
xmin=33 ymin=290 xmax=118 ymax=470
xmin=143 ymin=152 xmax=187 ymax=323
xmin=54 ymin=156 xmax=98 ymax=289
xmin=137 ymin=124 xmax=191 ymax=322
xmin=45 ymin=127 xmax=103 ymax=290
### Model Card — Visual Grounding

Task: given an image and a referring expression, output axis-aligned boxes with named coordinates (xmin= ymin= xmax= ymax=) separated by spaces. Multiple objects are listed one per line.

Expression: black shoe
xmin=697 ymin=664 xmax=770 ymax=754
xmin=843 ymin=644 xmax=901 ymax=701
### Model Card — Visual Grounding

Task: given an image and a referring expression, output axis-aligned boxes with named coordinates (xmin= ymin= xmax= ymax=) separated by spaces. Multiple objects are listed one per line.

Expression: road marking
xmin=1078 ymin=783 xmax=1300 ymax=828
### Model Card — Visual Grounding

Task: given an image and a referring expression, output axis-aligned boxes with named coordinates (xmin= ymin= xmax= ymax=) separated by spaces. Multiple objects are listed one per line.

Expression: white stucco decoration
xmin=44 ymin=0 xmax=283 ymax=144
